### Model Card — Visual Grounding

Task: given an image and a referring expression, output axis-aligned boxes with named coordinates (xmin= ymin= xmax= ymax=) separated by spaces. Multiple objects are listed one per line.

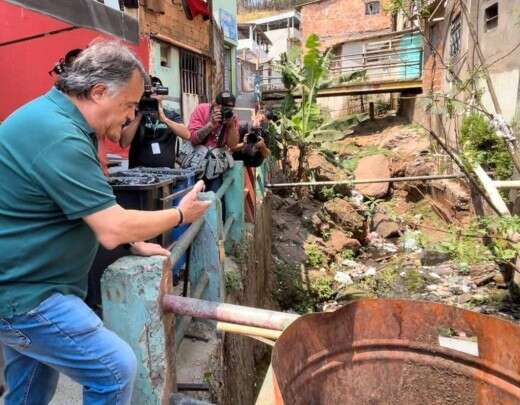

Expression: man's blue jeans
xmin=0 ymin=293 xmax=137 ymax=404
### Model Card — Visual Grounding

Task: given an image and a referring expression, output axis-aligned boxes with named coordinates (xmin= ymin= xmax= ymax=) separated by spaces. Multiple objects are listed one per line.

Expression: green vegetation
xmin=384 ymin=0 xmax=435 ymax=19
xmin=272 ymin=262 xmax=336 ymax=314
xmin=340 ymin=249 xmax=355 ymax=260
xmin=238 ymin=0 xmax=298 ymax=11
xmin=224 ymin=269 xmax=242 ymax=293
xmin=305 ymin=243 xmax=326 ymax=267
xmin=419 ymin=215 xmax=520 ymax=268
xmin=310 ymin=277 xmax=335 ymax=303
xmin=460 ymin=113 xmax=513 ymax=180
xmin=318 ymin=186 xmax=342 ymax=201
xmin=437 ymin=226 xmax=493 ymax=266
xmin=272 ymin=34 xmax=367 ymax=181
xmin=358 ymin=256 xmax=427 ymax=297
xmin=479 ymin=215 xmax=520 ymax=263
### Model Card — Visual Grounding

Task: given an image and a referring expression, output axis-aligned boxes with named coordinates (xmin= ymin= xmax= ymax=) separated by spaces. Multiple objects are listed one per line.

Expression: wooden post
xmin=369 ymin=102 xmax=375 ymax=120
xmin=223 ymin=161 xmax=245 ymax=254
xmin=101 ymin=256 xmax=175 ymax=405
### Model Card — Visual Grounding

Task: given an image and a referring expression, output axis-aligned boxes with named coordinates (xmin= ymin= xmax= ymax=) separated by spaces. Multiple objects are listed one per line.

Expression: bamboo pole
xmin=217 ymin=321 xmax=282 ymax=340
xmin=473 ymin=164 xmax=510 ymax=216
xmin=267 ymin=176 xmax=520 ymax=190
xmin=493 ymin=180 xmax=520 ymax=189
xmin=266 ymin=173 xmax=467 ymax=188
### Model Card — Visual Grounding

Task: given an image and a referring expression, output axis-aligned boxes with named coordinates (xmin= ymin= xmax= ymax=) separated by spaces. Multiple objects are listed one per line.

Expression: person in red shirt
xmin=188 ymin=91 xmax=239 ymax=192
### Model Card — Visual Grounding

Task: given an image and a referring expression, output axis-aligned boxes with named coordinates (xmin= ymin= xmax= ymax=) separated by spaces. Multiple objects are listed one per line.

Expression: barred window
xmin=450 ymin=15 xmax=462 ymax=57
xmin=484 ymin=3 xmax=498 ymax=32
xmin=180 ymin=50 xmax=207 ymax=100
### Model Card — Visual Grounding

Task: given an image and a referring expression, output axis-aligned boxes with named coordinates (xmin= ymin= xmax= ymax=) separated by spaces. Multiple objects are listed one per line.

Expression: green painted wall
xmin=150 ymin=40 xmax=182 ymax=114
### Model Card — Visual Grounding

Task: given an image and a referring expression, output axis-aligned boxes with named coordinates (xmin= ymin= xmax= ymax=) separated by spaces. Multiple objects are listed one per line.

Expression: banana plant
xmin=274 ymin=34 xmax=368 ymax=180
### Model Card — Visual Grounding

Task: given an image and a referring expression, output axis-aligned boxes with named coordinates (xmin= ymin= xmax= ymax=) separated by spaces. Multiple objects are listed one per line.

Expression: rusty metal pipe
xmin=162 ymin=295 xmax=299 ymax=331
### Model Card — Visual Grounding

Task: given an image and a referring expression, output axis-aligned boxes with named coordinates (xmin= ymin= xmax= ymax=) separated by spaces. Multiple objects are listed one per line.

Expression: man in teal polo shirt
xmin=0 ymin=40 xmax=210 ymax=404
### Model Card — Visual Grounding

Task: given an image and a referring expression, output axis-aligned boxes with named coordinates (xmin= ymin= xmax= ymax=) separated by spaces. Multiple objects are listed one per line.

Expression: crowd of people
xmin=0 ymin=39 xmax=270 ymax=404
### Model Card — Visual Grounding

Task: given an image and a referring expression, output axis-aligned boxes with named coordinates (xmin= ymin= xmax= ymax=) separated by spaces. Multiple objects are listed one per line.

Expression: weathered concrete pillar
xmin=101 ymin=256 xmax=175 ymax=405
xmin=188 ymin=191 xmax=224 ymax=303
xmin=223 ymin=161 xmax=245 ymax=254
xmin=173 ymin=192 xmax=223 ymax=347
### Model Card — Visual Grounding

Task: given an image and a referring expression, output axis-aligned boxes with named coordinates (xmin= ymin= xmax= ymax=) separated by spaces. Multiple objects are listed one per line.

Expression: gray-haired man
xmin=0 ymin=40 xmax=210 ymax=404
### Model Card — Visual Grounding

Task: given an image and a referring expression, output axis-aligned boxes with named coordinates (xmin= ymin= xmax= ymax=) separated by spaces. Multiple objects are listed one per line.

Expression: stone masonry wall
xmin=300 ymin=0 xmax=393 ymax=48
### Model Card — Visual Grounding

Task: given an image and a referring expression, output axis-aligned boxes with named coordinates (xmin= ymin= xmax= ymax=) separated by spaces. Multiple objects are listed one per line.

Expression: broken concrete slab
xmin=354 ymin=154 xmax=391 ymax=198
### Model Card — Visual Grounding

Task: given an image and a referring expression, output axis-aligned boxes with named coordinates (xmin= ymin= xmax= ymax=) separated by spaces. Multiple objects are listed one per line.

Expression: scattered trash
xmin=334 ymin=271 xmax=353 ymax=286
xmin=401 ymin=230 xmax=422 ymax=252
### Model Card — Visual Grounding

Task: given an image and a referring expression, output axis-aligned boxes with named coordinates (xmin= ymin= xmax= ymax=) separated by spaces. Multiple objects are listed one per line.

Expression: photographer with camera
xmin=232 ymin=106 xmax=271 ymax=167
xmin=184 ymin=91 xmax=239 ymax=192
xmin=120 ymin=75 xmax=190 ymax=168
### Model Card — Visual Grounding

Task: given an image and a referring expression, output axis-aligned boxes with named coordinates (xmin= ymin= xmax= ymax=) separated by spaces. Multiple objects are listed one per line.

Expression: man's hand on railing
xmin=178 ymin=180 xmax=211 ymax=224
xmin=130 ymin=241 xmax=170 ymax=257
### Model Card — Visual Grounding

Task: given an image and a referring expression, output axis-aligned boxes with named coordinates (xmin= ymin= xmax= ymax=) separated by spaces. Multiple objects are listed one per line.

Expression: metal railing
xmin=259 ymin=44 xmax=423 ymax=93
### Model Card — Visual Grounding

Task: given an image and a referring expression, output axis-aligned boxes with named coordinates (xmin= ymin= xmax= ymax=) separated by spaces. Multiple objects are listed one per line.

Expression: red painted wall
xmin=0 ymin=1 xmax=150 ymax=121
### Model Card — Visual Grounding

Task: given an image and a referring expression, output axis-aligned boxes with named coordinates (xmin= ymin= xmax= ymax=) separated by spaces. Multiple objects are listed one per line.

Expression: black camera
xmin=138 ymin=84 xmax=169 ymax=113
xmin=246 ymin=127 xmax=263 ymax=144
xmin=215 ymin=91 xmax=236 ymax=122
xmin=221 ymin=106 xmax=234 ymax=121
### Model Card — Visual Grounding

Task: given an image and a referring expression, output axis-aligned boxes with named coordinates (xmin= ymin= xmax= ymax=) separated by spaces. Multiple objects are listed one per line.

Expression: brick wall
xmin=139 ymin=2 xmax=211 ymax=56
xmin=300 ymin=0 xmax=393 ymax=48
xmin=422 ymin=20 xmax=445 ymax=94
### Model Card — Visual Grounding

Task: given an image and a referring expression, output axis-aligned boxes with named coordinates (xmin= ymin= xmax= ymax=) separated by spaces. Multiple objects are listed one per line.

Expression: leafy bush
xmin=460 ymin=113 xmax=513 ymax=180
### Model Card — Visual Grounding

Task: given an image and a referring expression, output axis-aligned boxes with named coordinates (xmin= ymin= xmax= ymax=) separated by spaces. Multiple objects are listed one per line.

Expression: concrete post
xmin=223 ymin=161 xmax=245 ymax=254
xmin=188 ymin=191 xmax=224 ymax=303
xmin=101 ymin=256 xmax=175 ymax=405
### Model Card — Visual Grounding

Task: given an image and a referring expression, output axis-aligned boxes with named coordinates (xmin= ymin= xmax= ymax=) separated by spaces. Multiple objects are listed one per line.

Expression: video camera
xmin=138 ymin=84 xmax=169 ymax=113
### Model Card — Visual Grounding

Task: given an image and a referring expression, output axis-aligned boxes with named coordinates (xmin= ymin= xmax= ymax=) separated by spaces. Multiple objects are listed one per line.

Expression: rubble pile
xmin=272 ymin=117 xmax=520 ymax=321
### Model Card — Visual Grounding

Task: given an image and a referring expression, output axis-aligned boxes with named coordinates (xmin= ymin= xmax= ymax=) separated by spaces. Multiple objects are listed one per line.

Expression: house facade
xmin=248 ymin=10 xmax=302 ymax=61
xmin=412 ymin=0 xmax=520 ymax=140
xmin=298 ymin=0 xmax=394 ymax=48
